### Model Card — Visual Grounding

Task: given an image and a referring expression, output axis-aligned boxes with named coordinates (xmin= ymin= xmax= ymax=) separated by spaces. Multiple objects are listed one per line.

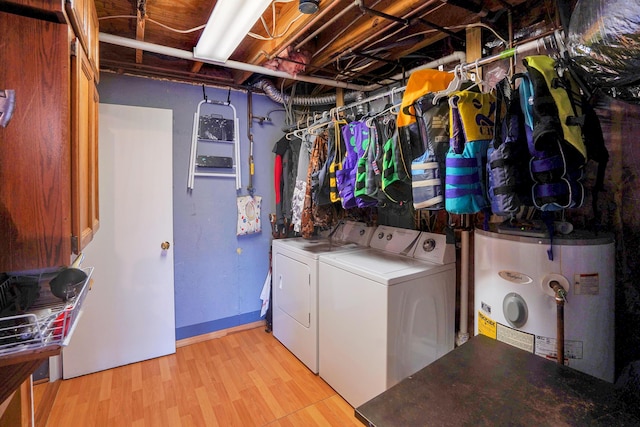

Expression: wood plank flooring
xmin=41 ymin=326 xmax=363 ymax=426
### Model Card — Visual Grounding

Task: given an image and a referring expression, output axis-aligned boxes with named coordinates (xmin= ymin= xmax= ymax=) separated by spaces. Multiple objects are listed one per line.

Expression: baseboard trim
xmin=176 ymin=320 xmax=266 ymax=348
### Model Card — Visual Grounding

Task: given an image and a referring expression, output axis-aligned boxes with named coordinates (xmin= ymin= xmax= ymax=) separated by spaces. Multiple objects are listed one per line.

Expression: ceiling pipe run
xmin=98 ymin=33 xmax=464 ymax=106
xmin=99 ymin=32 xmax=370 ymax=91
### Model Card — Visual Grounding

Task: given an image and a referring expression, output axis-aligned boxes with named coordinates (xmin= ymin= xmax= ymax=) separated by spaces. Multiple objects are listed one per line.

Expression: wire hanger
xmin=365 ymin=101 xmax=401 ymax=128
xmin=307 ymin=112 xmax=333 ymax=135
xmin=461 ymin=59 xmax=486 ymax=93
xmin=432 ymin=64 xmax=467 ymax=104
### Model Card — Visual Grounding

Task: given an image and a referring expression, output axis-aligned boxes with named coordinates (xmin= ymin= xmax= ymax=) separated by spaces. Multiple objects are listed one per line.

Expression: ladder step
xmin=196 ymin=155 xmax=233 ymax=168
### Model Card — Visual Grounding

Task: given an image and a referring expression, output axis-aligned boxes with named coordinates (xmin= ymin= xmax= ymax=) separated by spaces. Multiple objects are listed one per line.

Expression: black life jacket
xmin=486 ymin=76 xmax=533 ymax=216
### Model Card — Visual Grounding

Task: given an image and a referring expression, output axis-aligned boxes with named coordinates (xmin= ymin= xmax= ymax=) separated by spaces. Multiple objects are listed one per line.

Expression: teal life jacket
xmin=445 ymin=90 xmax=496 ymax=215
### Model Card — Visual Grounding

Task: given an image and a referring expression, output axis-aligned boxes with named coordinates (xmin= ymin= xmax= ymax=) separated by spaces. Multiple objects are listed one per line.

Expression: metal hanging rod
xmin=334 ymin=31 xmax=562 ymax=114
xmin=333 ymin=86 xmax=406 ymax=115
xmin=458 ymin=31 xmax=562 ymax=73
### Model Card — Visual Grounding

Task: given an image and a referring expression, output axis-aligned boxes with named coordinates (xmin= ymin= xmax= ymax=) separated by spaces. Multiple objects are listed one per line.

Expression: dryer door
xmin=274 ymin=253 xmax=311 ymax=327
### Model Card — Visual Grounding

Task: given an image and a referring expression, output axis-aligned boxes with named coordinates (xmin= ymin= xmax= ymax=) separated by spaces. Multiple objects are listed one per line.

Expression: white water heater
xmin=474 ymin=227 xmax=615 ymax=382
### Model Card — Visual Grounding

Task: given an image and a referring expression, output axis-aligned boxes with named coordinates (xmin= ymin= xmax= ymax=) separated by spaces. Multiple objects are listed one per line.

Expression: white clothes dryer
xmin=318 ymin=226 xmax=456 ymax=408
xmin=474 ymin=226 xmax=615 ymax=382
xmin=271 ymin=221 xmax=374 ymax=373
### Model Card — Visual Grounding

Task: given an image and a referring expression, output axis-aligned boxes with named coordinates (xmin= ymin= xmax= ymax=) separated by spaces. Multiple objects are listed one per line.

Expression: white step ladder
xmin=187 ymin=99 xmax=241 ymax=190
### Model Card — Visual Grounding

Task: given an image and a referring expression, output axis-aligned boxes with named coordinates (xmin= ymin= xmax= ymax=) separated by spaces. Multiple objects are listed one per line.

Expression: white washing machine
xmin=474 ymin=226 xmax=615 ymax=382
xmin=318 ymin=226 xmax=456 ymax=408
xmin=271 ymin=221 xmax=374 ymax=373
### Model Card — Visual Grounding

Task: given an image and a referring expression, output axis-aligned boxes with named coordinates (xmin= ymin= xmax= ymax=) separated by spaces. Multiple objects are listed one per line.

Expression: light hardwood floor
xmin=39 ymin=326 xmax=363 ymax=426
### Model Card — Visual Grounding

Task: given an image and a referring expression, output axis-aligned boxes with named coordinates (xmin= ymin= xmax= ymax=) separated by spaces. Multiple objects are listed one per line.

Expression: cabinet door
xmin=66 ymin=0 xmax=99 ymax=76
xmin=65 ymin=0 xmax=88 ymax=52
xmin=0 ymin=12 xmax=71 ymax=271
xmin=90 ymin=82 xmax=100 ymax=235
xmin=70 ymin=41 xmax=98 ymax=253
xmin=89 ymin=0 xmax=100 ymax=80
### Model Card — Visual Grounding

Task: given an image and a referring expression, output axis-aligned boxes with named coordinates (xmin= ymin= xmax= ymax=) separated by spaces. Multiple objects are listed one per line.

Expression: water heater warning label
xmin=477 ymin=311 xmax=496 ymax=339
xmin=496 ymin=324 xmax=534 ymax=353
xmin=477 ymin=313 xmax=535 ymax=353
xmin=535 ymin=336 xmax=584 ymax=360
xmin=574 ymin=273 xmax=600 ymax=295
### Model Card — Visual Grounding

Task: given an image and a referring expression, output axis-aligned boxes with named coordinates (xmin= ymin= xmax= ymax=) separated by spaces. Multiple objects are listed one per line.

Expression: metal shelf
xmin=0 ymin=267 xmax=93 ymax=358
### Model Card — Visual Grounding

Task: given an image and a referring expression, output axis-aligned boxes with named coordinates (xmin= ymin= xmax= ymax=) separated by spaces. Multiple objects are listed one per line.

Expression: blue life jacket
xmin=411 ymin=93 xmax=449 ymax=210
xmin=445 ymin=90 xmax=495 ymax=214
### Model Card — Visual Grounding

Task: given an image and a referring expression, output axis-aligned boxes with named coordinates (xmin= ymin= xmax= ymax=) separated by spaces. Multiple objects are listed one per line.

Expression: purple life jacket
xmin=336 ymin=121 xmax=377 ymax=209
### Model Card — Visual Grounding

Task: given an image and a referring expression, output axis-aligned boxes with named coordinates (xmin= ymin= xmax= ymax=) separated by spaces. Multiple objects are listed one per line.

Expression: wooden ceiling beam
xmin=135 ymin=0 xmax=146 ymax=64
xmin=234 ymin=0 xmax=342 ymax=85
xmin=311 ymin=0 xmax=437 ymax=70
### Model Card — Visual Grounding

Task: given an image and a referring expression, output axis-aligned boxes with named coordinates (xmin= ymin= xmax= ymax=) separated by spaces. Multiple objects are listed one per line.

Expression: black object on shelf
xmin=196 ymin=155 xmax=233 ymax=168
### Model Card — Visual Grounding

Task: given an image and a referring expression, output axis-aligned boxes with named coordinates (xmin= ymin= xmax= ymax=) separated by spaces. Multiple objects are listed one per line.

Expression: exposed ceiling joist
xmin=95 ymin=0 xmax=540 ymax=91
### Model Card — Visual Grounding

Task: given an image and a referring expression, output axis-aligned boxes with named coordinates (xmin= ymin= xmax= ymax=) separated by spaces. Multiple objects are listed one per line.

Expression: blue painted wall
xmin=98 ymin=73 xmax=286 ymax=339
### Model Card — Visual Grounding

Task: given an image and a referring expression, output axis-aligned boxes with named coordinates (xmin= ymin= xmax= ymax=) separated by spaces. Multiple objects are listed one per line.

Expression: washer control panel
xmin=369 ymin=226 xmax=420 ymax=254
xmin=412 ymin=232 xmax=456 ymax=265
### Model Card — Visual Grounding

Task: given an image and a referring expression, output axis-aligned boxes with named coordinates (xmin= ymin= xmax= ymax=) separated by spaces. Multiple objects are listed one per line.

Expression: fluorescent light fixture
xmin=194 ymin=0 xmax=273 ymax=63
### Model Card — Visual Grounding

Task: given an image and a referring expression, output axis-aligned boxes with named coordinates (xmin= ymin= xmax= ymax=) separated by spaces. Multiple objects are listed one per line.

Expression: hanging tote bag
xmin=237 ymin=195 xmax=262 ymax=236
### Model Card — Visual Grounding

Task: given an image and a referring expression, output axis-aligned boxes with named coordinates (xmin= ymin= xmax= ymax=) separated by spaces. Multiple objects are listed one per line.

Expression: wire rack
xmin=0 ymin=267 xmax=93 ymax=357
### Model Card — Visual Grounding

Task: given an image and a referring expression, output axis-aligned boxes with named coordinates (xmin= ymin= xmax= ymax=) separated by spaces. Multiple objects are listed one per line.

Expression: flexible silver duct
xmin=567 ymin=0 xmax=640 ymax=103
xmin=253 ymin=79 xmax=364 ymax=106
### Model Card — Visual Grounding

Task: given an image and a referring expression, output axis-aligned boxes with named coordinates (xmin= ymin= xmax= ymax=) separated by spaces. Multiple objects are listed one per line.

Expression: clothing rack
xmin=283 ymin=31 xmax=561 ymax=141
xmin=331 ymin=86 xmax=406 ymax=117
xmin=330 ymin=31 xmax=561 ymax=116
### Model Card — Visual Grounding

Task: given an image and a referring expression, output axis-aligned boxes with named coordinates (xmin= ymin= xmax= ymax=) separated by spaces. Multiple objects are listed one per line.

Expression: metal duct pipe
xmin=253 ymin=79 xmax=363 ymax=106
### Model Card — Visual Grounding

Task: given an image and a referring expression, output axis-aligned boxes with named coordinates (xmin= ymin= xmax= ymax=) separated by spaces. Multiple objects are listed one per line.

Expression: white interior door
xmin=62 ymin=103 xmax=175 ymax=378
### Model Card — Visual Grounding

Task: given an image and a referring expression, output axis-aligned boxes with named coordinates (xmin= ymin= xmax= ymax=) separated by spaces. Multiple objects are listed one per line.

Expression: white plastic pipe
xmin=99 ymin=32 xmax=370 ymax=91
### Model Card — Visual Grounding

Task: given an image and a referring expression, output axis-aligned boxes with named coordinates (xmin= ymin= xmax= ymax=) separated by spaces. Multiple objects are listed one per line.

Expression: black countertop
xmin=355 ymin=335 xmax=640 ymax=426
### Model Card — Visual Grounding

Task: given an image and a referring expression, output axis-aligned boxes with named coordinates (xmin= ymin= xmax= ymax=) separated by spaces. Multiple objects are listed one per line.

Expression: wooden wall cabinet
xmin=71 ymin=40 xmax=100 ymax=253
xmin=0 ymin=2 xmax=99 ymax=272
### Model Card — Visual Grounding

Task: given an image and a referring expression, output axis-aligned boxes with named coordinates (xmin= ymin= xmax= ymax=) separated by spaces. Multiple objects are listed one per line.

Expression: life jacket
xmin=521 ymin=55 xmax=609 ymax=225
xmin=353 ymin=113 xmax=385 ymax=205
xmin=352 ymin=120 xmax=379 ymax=208
xmin=445 ymin=90 xmax=496 ymax=214
xmin=363 ymin=113 xmax=395 ymax=206
xmin=398 ymin=69 xmax=456 ymax=179
xmin=381 ymin=124 xmax=413 ymax=204
xmin=486 ymin=76 xmax=533 ymax=216
xmin=337 ymin=121 xmax=377 ymax=209
xmin=521 ymin=56 xmax=586 ymax=211
xmin=411 ymin=93 xmax=449 ymax=210
xmin=312 ymin=126 xmax=337 ymax=206
xmin=328 ymin=120 xmax=346 ymax=203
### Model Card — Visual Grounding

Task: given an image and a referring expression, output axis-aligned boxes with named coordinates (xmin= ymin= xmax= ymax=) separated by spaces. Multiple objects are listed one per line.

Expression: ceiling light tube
xmin=194 ymin=0 xmax=273 ymax=63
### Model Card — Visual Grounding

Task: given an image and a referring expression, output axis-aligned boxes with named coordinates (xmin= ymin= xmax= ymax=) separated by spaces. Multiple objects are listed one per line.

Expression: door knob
xmin=161 ymin=241 xmax=170 ymax=250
